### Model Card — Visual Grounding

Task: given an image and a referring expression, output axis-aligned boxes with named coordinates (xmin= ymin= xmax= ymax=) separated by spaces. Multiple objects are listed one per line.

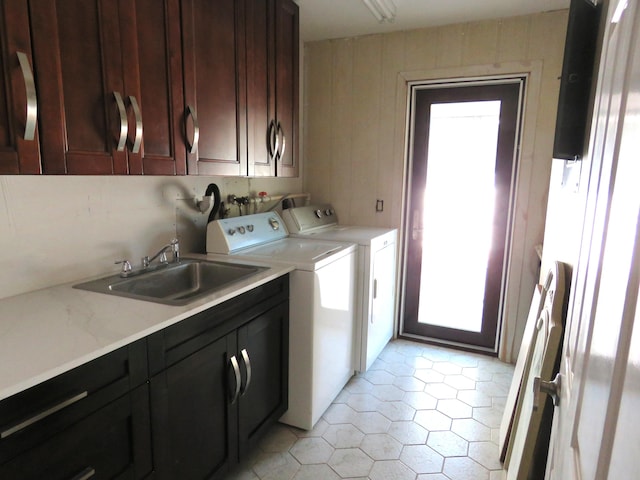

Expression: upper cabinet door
xmin=246 ymin=0 xmax=276 ymax=176
xmin=182 ymin=0 xmax=247 ymax=176
xmin=30 ymin=0 xmax=128 ymax=174
xmin=119 ymin=0 xmax=187 ymax=175
xmin=0 ymin=0 xmax=41 ymax=174
xmin=245 ymin=0 xmax=298 ymax=177
xmin=274 ymin=0 xmax=298 ymax=177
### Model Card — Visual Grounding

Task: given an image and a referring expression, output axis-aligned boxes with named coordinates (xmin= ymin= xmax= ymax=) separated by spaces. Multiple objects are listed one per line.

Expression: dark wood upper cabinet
xmin=182 ymin=0 xmax=247 ymax=176
xmin=30 ymin=0 xmax=187 ymax=175
xmin=246 ymin=0 xmax=299 ymax=177
xmin=121 ymin=0 xmax=187 ymax=175
xmin=0 ymin=0 xmax=41 ymax=174
xmin=274 ymin=0 xmax=299 ymax=177
xmin=4 ymin=0 xmax=297 ymax=176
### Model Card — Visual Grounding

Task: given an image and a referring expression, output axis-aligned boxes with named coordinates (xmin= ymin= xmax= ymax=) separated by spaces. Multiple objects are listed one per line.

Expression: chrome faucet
xmin=143 ymin=238 xmax=180 ymax=268
xmin=115 ymin=238 xmax=180 ymax=277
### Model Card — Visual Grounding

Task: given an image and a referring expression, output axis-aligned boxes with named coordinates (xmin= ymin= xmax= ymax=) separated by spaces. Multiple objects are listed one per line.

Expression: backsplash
xmin=0 ymin=175 xmax=302 ymax=300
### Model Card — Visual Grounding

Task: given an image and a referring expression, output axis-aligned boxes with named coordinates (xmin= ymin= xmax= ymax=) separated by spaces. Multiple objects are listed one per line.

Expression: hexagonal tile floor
xmin=227 ymin=339 xmax=513 ymax=480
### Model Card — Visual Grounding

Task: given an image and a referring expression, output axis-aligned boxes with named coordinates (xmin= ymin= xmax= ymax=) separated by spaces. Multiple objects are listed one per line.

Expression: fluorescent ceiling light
xmin=362 ymin=0 xmax=397 ymax=23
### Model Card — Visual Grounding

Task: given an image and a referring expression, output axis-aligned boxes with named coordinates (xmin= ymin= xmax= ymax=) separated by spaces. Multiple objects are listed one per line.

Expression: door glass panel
xmin=418 ymin=100 xmax=501 ymax=332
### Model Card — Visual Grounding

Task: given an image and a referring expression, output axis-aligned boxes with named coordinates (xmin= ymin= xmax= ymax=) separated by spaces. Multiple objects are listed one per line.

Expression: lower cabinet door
xmin=238 ymin=301 xmax=289 ymax=453
xmin=150 ymin=333 xmax=238 ymax=480
xmin=0 ymin=385 xmax=152 ymax=480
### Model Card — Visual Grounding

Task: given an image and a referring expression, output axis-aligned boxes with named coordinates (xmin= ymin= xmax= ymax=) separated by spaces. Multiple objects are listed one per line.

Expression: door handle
xmin=533 ymin=373 xmax=561 ymax=410
xmin=185 ymin=105 xmax=199 ymax=154
xmin=128 ymin=95 xmax=143 ymax=154
xmin=240 ymin=348 xmax=252 ymax=396
xmin=113 ymin=92 xmax=128 ymax=152
xmin=276 ymin=121 xmax=286 ymax=160
xmin=16 ymin=52 xmax=37 ymax=141
xmin=267 ymin=119 xmax=279 ymax=160
xmin=229 ymin=355 xmax=241 ymax=404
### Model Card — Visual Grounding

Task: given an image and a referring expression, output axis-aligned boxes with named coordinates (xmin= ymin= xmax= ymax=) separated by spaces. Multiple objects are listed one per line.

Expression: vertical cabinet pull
xmin=373 ymin=279 xmax=378 ymax=301
xmin=267 ymin=119 xmax=279 ymax=160
xmin=1 ymin=391 xmax=88 ymax=439
xmin=16 ymin=52 xmax=37 ymax=141
xmin=128 ymin=96 xmax=143 ymax=154
xmin=185 ymin=105 xmax=199 ymax=154
xmin=276 ymin=122 xmax=286 ymax=160
xmin=113 ymin=92 xmax=128 ymax=152
xmin=229 ymin=355 xmax=241 ymax=404
xmin=240 ymin=348 xmax=252 ymax=396
xmin=69 ymin=467 xmax=96 ymax=480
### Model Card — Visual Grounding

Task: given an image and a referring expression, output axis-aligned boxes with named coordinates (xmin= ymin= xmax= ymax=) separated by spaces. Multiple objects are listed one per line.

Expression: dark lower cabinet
xmin=151 ymin=334 xmax=237 ymax=479
xmin=0 ymin=386 xmax=152 ymax=480
xmin=150 ymin=280 xmax=289 ymax=480
xmin=0 ymin=275 xmax=289 ymax=479
xmin=0 ymin=340 xmax=151 ymax=479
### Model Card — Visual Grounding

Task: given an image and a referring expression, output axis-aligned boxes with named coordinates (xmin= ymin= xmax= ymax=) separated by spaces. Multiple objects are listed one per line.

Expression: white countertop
xmin=0 ymin=254 xmax=293 ymax=402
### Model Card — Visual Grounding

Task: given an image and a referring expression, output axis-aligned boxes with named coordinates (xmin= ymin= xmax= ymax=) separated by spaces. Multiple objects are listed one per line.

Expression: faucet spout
xmin=143 ymin=238 xmax=180 ymax=268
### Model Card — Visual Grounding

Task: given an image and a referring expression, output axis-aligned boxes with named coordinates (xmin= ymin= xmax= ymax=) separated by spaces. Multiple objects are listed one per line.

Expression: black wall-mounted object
xmin=553 ymin=0 xmax=602 ymax=161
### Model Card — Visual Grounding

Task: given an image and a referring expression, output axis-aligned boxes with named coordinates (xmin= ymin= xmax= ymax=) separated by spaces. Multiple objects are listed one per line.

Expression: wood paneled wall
xmin=303 ymin=10 xmax=569 ymax=361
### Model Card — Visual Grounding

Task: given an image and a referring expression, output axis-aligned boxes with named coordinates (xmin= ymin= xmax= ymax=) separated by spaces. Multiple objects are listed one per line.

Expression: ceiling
xmin=297 ymin=0 xmax=570 ymax=42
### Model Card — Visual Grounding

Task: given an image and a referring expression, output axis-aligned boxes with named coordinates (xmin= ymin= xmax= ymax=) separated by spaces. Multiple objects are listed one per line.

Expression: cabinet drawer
xmin=0 ymin=385 xmax=152 ymax=479
xmin=148 ymin=275 xmax=289 ymax=374
xmin=0 ymin=340 xmax=147 ymax=463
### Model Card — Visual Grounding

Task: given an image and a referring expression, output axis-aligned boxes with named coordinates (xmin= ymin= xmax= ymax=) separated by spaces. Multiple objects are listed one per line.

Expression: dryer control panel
xmin=282 ymin=204 xmax=338 ymax=233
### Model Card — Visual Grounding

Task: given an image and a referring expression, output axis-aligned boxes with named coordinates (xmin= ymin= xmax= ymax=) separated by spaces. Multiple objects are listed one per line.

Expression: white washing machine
xmin=206 ymin=212 xmax=357 ymax=430
xmin=282 ymin=204 xmax=398 ymax=372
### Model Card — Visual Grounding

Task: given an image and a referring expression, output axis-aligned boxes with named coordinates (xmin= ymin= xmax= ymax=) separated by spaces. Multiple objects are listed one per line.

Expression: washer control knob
xmin=228 ymin=228 xmax=236 ymax=236
xmin=269 ymin=217 xmax=280 ymax=230
xmin=315 ymin=209 xmax=323 ymax=218
xmin=247 ymin=225 xmax=254 ymax=232
xmin=238 ymin=226 xmax=246 ymax=234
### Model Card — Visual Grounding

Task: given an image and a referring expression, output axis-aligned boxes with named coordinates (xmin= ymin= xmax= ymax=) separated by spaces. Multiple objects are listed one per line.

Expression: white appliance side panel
xmin=363 ymin=239 xmax=397 ymax=371
xmin=279 ymin=252 xmax=356 ymax=430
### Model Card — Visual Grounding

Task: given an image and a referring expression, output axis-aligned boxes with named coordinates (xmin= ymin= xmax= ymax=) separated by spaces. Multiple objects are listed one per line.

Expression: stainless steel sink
xmin=74 ymin=259 xmax=267 ymax=306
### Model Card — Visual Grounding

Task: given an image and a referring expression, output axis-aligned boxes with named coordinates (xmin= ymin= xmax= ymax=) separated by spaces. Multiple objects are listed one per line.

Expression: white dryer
xmin=206 ymin=212 xmax=357 ymax=430
xmin=282 ymin=204 xmax=397 ymax=372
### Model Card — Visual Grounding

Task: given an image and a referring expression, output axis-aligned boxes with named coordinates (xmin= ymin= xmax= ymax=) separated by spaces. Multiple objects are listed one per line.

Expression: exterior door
xmin=402 ymin=80 xmax=523 ymax=350
xmin=545 ymin=0 xmax=640 ymax=478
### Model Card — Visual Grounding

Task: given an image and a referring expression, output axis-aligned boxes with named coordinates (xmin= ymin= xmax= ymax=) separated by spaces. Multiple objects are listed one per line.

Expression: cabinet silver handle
xmin=240 ymin=348 xmax=252 ymax=396
xmin=16 ymin=52 xmax=37 ymax=141
xmin=128 ymin=95 xmax=143 ymax=154
xmin=1 ymin=391 xmax=88 ymax=439
xmin=69 ymin=467 xmax=96 ymax=480
xmin=186 ymin=105 xmax=199 ymax=154
xmin=229 ymin=355 xmax=241 ymax=404
xmin=276 ymin=122 xmax=286 ymax=160
xmin=113 ymin=92 xmax=127 ymax=152
xmin=267 ymin=119 xmax=279 ymax=160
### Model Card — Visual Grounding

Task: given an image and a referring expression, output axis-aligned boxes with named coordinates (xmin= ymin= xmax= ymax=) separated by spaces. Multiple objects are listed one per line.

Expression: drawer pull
xmin=240 ymin=348 xmax=252 ymax=396
xmin=229 ymin=355 xmax=241 ymax=404
xmin=1 ymin=391 xmax=88 ymax=439
xmin=16 ymin=52 xmax=37 ymax=141
xmin=70 ymin=467 xmax=96 ymax=480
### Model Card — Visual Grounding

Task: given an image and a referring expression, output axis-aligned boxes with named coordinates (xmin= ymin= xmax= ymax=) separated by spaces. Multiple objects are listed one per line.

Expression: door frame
xmin=398 ymin=75 xmax=526 ymax=354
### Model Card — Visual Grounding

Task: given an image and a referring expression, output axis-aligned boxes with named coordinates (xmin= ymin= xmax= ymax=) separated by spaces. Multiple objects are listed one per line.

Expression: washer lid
xmin=236 ymin=238 xmax=356 ymax=271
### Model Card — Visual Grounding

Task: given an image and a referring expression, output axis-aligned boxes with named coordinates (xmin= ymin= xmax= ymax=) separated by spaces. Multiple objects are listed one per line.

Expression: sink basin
xmin=74 ymin=259 xmax=268 ymax=306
